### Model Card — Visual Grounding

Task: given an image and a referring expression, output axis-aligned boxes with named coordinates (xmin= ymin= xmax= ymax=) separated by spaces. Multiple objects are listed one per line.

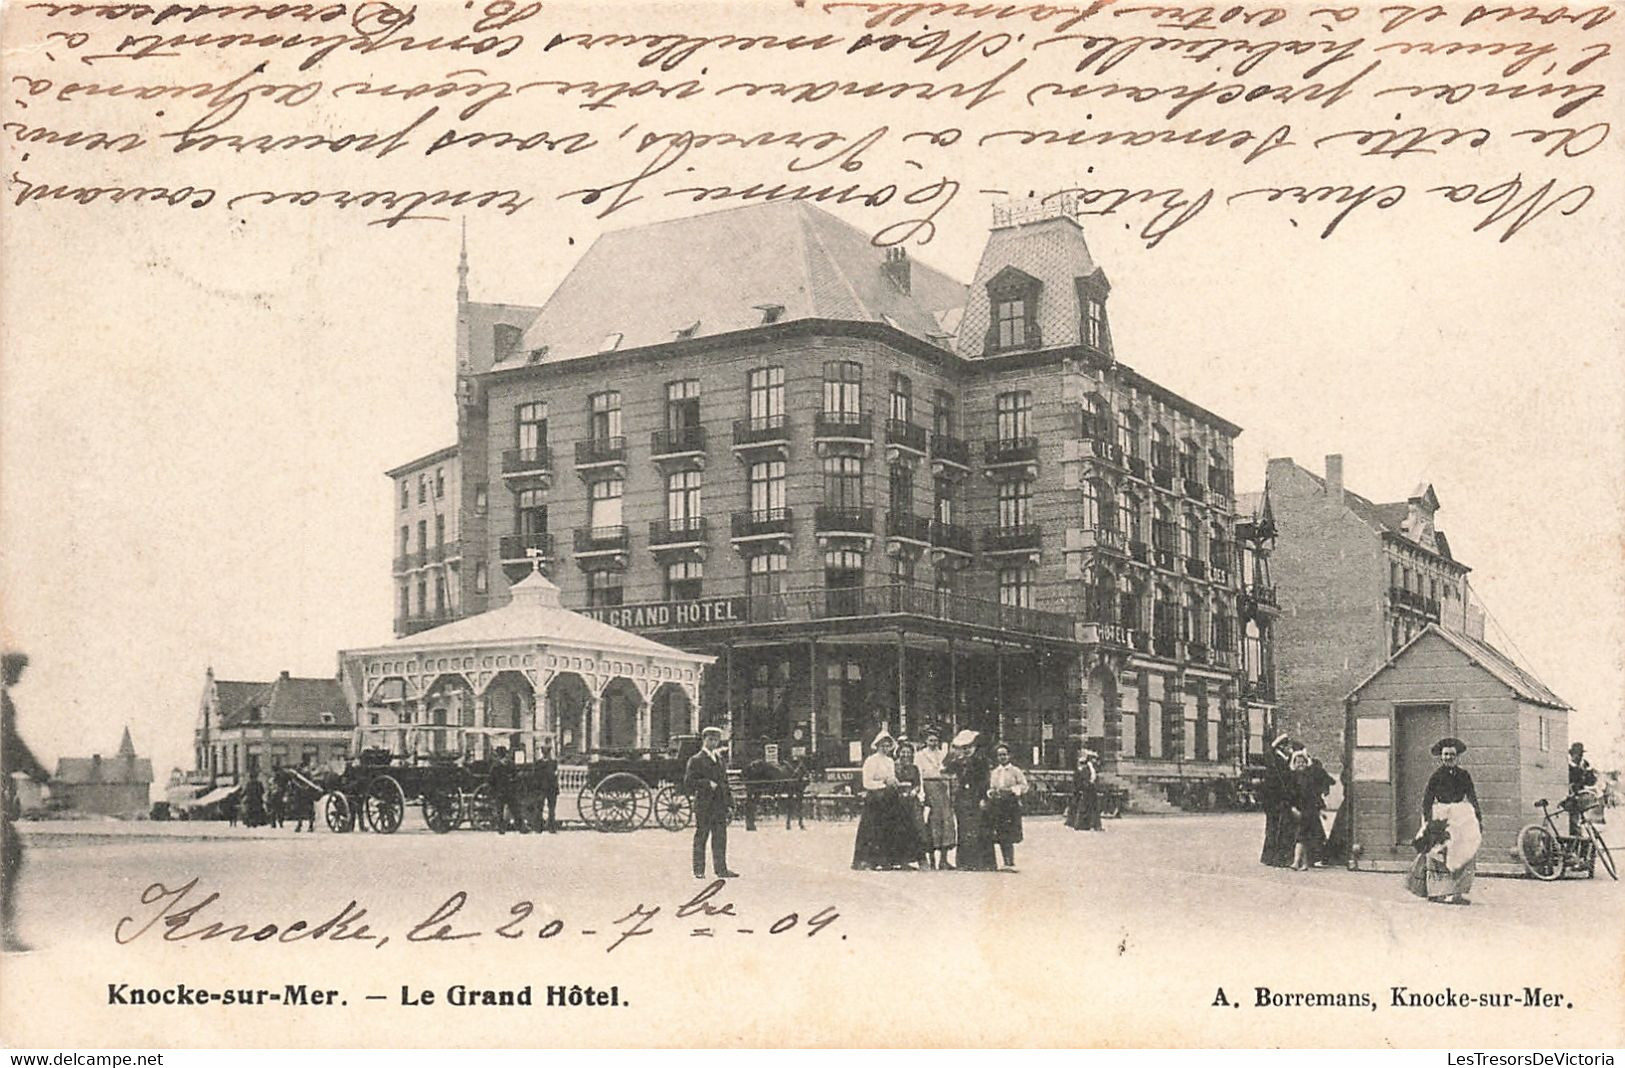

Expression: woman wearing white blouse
xmin=852 ymin=730 xmax=917 ymax=870
xmin=986 ymin=743 xmax=1030 ymax=872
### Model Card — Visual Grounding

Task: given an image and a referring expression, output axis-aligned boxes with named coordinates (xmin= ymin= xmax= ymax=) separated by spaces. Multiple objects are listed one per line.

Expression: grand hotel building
xmin=387 ymin=200 xmax=1278 ymax=793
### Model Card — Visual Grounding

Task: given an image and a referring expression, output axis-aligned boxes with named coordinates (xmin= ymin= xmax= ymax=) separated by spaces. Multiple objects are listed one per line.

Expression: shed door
xmin=1394 ymin=703 xmax=1450 ymax=844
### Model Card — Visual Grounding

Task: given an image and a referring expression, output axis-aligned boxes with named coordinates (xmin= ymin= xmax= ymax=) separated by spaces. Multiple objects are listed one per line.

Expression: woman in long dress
xmin=894 ymin=740 xmax=930 ymax=868
xmin=987 ymin=743 xmax=1029 ymax=871
xmin=946 ymin=730 xmax=995 ymax=871
xmin=915 ymin=725 xmax=957 ymax=870
xmin=1288 ymin=750 xmax=1320 ymax=871
xmin=1259 ymin=735 xmax=1295 ymax=867
xmin=852 ymin=731 xmax=918 ymax=870
xmin=1416 ymin=737 xmax=1482 ymax=905
xmin=1066 ymin=749 xmax=1102 ymax=831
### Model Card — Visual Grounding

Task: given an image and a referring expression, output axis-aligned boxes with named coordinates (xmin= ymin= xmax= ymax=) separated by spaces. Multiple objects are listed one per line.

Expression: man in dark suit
xmin=535 ymin=739 xmax=560 ymax=833
xmin=489 ymin=747 xmax=526 ymax=834
xmin=684 ymin=726 xmax=739 ymax=879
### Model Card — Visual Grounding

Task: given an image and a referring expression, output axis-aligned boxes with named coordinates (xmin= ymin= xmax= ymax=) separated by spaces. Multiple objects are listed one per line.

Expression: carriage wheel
xmin=1518 ymin=823 xmax=1564 ymax=880
xmin=590 ymin=773 xmax=653 ymax=832
xmin=423 ymin=786 xmax=461 ymax=834
xmin=322 ymin=791 xmax=354 ymax=833
xmin=575 ymin=782 xmax=593 ymax=827
xmin=1581 ymin=825 xmax=1616 ymax=881
xmin=364 ymin=776 xmax=406 ymax=835
xmin=654 ymin=785 xmax=692 ymax=831
xmin=469 ymin=785 xmax=499 ymax=832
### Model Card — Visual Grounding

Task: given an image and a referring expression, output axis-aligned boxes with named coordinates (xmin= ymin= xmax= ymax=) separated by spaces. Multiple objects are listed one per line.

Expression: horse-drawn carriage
xmin=574 ymin=734 xmax=704 ymax=832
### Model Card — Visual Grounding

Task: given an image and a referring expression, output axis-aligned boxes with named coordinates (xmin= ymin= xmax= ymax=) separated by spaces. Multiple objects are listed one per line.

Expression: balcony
xmin=885 ymin=419 xmax=927 ymax=460
xmin=730 ymin=507 xmax=793 ymax=544
xmin=813 ymin=410 xmax=872 ymax=454
xmin=650 ymin=425 xmax=707 ymax=464
xmin=574 ymin=436 xmax=627 ymax=477
xmin=1151 ymin=467 xmax=1175 ymax=491
xmin=392 ymin=551 xmax=420 ymax=574
xmin=1130 ymin=630 xmax=1151 ymax=653
xmin=573 ymin=525 xmax=630 ymax=556
xmin=498 ymin=531 xmax=555 ymax=562
xmin=930 ymin=432 xmax=971 ymax=474
xmin=648 ymin=516 xmax=708 ymax=549
xmin=1243 ymin=678 xmax=1277 ymax=703
xmin=732 ymin=414 xmax=791 ymax=456
xmin=1068 ymin=526 xmax=1127 ymax=557
xmin=1185 ymin=557 xmax=1206 ymax=579
xmin=1209 ymin=647 xmax=1236 ymax=670
xmin=743 ymin=583 xmax=1076 ymax=642
xmin=501 ymin=446 xmax=553 ymax=488
xmin=1153 ymin=634 xmax=1178 ymax=658
xmin=1182 ymin=477 xmax=1206 ymax=502
xmin=930 ymin=520 xmax=974 ymax=556
xmin=1241 ymin=584 xmax=1280 ymax=618
xmin=1126 ymin=456 xmax=1148 ymax=481
xmin=1153 ymin=547 xmax=1178 ymax=572
xmin=1186 ymin=642 xmax=1210 ymax=665
xmin=1391 ymin=587 xmax=1441 ymax=621
xmin=983 ymin=436 xmax=1039 ymax=469
xmin=814 ymin=505 xmax=874 ymax=537
xmin=1128 ymin=540 xmax=1149 ymax=564
xmin=981 ymin=523 xmax=1042 ymax=555
xmin=886 ymin=510 xmax=931 ymax=544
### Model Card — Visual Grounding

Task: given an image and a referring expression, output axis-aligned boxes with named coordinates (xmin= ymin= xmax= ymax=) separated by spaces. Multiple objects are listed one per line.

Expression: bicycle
xmin=1517 ymin=792 xmax=1616 ymax=881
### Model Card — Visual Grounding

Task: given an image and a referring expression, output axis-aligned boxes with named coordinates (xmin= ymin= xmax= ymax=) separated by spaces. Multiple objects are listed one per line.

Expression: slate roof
xmin=1289 ymin=464 xmax=1461 ymax=565
xmin=221 ymin=675 xmax=352 ymax=730
xmin=54 ymin=730 xmax=153 ymax=785
xmin=1349 ymin=625 xmax=1570 ymax=710
xmin=956 ymin=213 xmax=1102 ymax=359
xmin=214 ymin=680 xmax=267 ymax=720
xmin=513 ymin=202 xmax=966 ymax=363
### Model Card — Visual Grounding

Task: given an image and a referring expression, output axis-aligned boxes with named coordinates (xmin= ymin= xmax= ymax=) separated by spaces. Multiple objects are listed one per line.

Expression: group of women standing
xmin=1259 ymin=735 xmax=1341 ymax=870
xmin=852 ymin=726 xmax=1029 ymax=872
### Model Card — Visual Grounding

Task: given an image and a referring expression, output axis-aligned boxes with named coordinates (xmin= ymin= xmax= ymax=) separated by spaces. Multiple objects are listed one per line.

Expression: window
xmin=1179 ymin=439 xmax=1200 ymax=481
xmin=516 ymin=401 xmax=547 ymax=452
xmin=823 ymin=360 xmax=862 ymax=415
xmin=1152 ymin=504 xmax=1175 ymax=551
xmin=417 ymin=474 xmax=427 ymax=503
xmin=1082 ymin=479 xmax=1099 ymax=531
xmin=1119 ymin=575 xmax=1141 ymax=632
xmin=434 ymin=572 xmax=447 ymax=613
xmin=935 ymin=565 xmax=956 ymax=598
xmin=416 ymin=578 xmax=428 ymax=615
xmin=932 ymin=390 xmax=956 ymax=437
xmin=399 ymin=481 xmax=409 ymax=509
xmin=589 ymin=478 xmax=624 ymax=529
xmin=666 ymin=470 xmax=702 ymax=522
xmin=1538 ymin=715 xmax=1550 ymax=752
xmin=998 ymin=565 xmax=1034 ymax=608
xmin=995 ymin=299 xmax=1027 ymax=349
xmin=516 ymin=489 xmax=547 ymax=538
xmin=588 ymin=391 xmax=621 ymax=441
xmin=474 ymin=562 xmax=488 ymax=594
xmin=435 ymin=467 xmax=445 ymax=498
xmin=399 ymin=584 xmax=410 ymax=620
xmin=757 ymin=304 xmax=784 ymax=325
xmin=746 ymin=552 xmax=788 ymax=598
xmin=666 ymin=560 xmax=703 ymax=601
xmin=1147 ymin=674 xmax=1167 ymax=757
xmin=1117 ymin=410 xmax=1139 ymax=460
xmin=748 ymin=367 xmax=784 ymax=421
xmin=474 ymin=483 xmax=488 ymax=515
xmin=1153 ymin=588 xmax=1176 ymax=641
xmin=1183 ymin=689 xmax=1199 ymax=760
xmin=823 ymin=456 xmax=865 ymax=510
xmin=399 ymin=525 xmax=409 ymax=556
xmin=666 ymin=379 xmax=700 ymax=430
xmin=889 ymin=372 xmax=913 ymax=423
xmin=586 ymin=570 xmax=623 ymax=608
xmin=1183 ymin=512 xmax=1202 ymax=561
xmin=417 ymin=519 xmax=427 ymax=555
xmin=825 ymin=549 xmax=865 ymax=614
xmin=434 ymin=514 xmax=445 ymax=550
xmin=891 ymin=553 xmax=917 ymax=586
xmin=1181 ymin=591 xmax=1199 ymax=643
xmin=995 ymin=391 xmax=1032 ymax=442
xmin=1084 ymin=393 xmax=1111 ymax=439
xmin=1119 ymin=489 xmax=1139 ymax=541
xmin=748 ymin=460 xmax=785 ymax=514
xmin=934 ymin=476 xmax=956 ymax=525
xmin=1244 ymin=621 xmax=1264 ymax=682
xmin=1084 ymin=296 xmax=1106 ymax=349
xmin=1212 ymin=611 xmax=1233 ymax=654
xmin=1151 ymin=426 xmax=1173 ymax=474
xmin=997 ymin=480 xmax=1032 ymax=528
xmin=889 ymin=463 xmax=914 ymax=514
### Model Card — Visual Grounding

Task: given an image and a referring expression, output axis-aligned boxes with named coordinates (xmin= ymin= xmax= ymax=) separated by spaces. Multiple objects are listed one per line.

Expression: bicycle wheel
xmin=1585 ymin=825 xmax=1617 ymax=881
xmin=1518 ymin=822 xmax=1564 ymax=880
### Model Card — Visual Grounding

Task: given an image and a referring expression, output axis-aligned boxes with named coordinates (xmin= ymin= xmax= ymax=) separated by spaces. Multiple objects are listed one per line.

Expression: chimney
xmin=882 ymin=246 xmax=910 ymax=294
xmin=1325 ymin=454 xmax=1344 ymax=509
xmin=280 ymin=670 xmax=291 ymax=679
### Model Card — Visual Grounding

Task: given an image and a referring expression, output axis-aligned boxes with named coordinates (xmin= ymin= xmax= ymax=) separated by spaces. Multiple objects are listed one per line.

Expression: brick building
xmin=193 ymin=667 xmax=352 ymax=783
xmin=389 ymin=445 xmax=461 ymax=635
xmin=1264 ymin=455 xmax=1484 ymax=773
xmin=50 ymin=727 xmax=152 ymax=817
xmin=389 ymin=200 xmax=1278 ymax=794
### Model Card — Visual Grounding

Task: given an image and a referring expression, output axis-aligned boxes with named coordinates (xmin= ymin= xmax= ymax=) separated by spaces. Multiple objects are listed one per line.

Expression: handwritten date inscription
xmin=2 ymin=0 xmax=1618 ymax=245
xmin=114 ymin=878 xmax=840 ymax=955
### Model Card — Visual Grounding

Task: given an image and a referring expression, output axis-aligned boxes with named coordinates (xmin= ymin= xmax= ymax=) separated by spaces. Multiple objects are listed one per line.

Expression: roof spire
xmin=456 ymin=217 xmax=469 ymax=305
xmin=118 ymin=725 xmax=136 ymax=758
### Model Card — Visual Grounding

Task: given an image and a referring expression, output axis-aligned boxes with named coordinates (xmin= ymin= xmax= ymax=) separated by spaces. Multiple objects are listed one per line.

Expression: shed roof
xmin=222 ymin=675 xmax=352 ymax=729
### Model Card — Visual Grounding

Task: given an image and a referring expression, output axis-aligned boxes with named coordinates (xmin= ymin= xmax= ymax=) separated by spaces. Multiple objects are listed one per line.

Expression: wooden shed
xmin=1343 ymin=625 xmax=1571 ymax=870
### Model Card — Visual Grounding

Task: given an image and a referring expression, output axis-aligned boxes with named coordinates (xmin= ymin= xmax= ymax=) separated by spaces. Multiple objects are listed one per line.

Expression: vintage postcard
xmin=1 ymin=0 xmax=1622 ymax=1050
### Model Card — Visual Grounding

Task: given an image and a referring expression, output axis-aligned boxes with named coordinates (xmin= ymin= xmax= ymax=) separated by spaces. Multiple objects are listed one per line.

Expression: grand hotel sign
xmin=581 ymin=597 xmax=750 ymax=632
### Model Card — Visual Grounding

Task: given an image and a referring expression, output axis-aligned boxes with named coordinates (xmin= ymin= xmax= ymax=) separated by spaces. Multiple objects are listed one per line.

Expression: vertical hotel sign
xmin=582 ymin=597 xmax=750 ymax=632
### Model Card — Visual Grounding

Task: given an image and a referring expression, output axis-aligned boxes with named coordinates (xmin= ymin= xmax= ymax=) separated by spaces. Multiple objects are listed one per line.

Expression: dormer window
xmin=527 ymin=346 xmax=548 ymax=363
xmin=756 ymin=304 xmax=784 ymax=325
xmin=1075 ymin=269 xmax=1113 ymax=356
xmin=600 ymin=332 xmax=623 ymax=352
xmin=983 ymin=267 xmax=1042 ymax=355
xmin=493 ymin=324 xmax=523 ymax=362
xmin=1084 ymin=297 xmax=1105 ymax=348
xmin=320 ymin=711 xmax=336 ymax=725
xmin=674 ymin=321 xmax=699 ymax=341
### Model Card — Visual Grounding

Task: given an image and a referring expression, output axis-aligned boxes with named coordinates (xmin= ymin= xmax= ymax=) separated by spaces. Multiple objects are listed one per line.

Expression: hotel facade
xmin=385 ymin=201 xmax=1278 ymax=796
